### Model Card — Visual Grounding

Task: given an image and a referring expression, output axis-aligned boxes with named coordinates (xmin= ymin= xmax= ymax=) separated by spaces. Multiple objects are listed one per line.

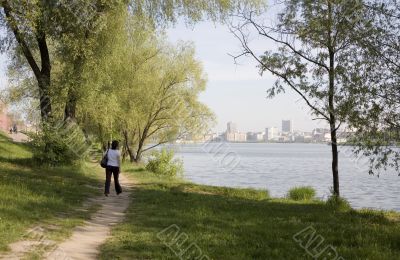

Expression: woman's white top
xmin=107 ymin=149 xmax=121 ymax=167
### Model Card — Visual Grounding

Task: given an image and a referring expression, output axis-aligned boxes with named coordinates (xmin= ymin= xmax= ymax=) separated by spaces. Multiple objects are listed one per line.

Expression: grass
xmin=0 ymin=132 xmax=103 ymax=253
xmin=100 ymin=165 xmax=400 ymax=260
xmin=287 ymin=186 xmax=316 ymax=201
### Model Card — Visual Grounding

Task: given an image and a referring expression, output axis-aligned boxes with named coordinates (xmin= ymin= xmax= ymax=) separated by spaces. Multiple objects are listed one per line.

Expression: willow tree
xmin=231 ymin=0 xmax=374 ymax=196
xmin=92 ymin=17 xmax=214 ymax=162
xmin=121 ymin=45 xmax=213 ymax=162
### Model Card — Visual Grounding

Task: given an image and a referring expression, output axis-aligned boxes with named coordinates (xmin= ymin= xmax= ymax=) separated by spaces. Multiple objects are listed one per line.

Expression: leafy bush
xmin=30 ymin=122 xmax=88 ymax=166
xmin=287 ymin=186 xmax=316 ymax=201
xmin=326 ymin=195 xmax=352 ymax=212
xmin=145 ymin=149 xmax=183 ymax=177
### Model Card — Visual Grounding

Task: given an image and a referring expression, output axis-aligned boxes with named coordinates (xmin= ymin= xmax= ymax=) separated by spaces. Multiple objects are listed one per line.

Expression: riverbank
xmin=170 ymin=143 xmax=400 ymax=211
xmin=0 ymin=132 xmax=102 ymax=257
xmin=100 ymin=165 xmax=400 ymax=259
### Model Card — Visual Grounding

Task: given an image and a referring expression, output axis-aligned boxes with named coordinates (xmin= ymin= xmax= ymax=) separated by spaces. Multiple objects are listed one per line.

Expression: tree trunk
xmin=64 ymin=55 xmax=85 ymax=121
xmin=330 ymin=125 xmax=340 ymax=197
xmin=64 ymin=89 xmax=77 ymax=120
xmin=134 ymin=151 xmax=142 ymax=163
xmin=1 ymin=1 xmax=52 ymax=122
xmin=37 ymin=26 xmax=53 ymax=121
xmin=123 ymin=130 xmax=137 ymax=163
xmin=134 ymin=137 xmax=145 ymax=163
xmin=328 ymin=28 xmax=340 ymax=196
xmin=38 ymin=76 xmax=52 ymax=121
xmin=128 ymin=152 xmax=136 ymax=163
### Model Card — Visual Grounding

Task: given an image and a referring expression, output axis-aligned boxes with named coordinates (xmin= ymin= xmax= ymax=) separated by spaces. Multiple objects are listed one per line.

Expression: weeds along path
xmin=45 ymin=174 xmax=134 ymax=260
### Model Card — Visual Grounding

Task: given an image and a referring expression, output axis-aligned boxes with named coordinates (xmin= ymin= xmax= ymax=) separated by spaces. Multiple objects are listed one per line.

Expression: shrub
xmin=287 ymin=186 xmax=316 ymax=201
xmin=326 ymin=195 xmax=352 ymax=212
xmin=30 ymin=122 xmax=88 ymax=166
xmin=145 ymin=149 xmax=183 ymax=178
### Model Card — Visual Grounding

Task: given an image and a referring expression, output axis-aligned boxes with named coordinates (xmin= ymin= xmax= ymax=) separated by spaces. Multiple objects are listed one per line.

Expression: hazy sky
xmin=0 ymin=19 xmax=328 ymax=133
xmin=166 ymin=21 xmax=325 ymax=133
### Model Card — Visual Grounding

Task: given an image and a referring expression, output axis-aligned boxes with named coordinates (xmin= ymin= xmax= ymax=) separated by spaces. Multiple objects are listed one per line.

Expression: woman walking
xmin=104 ymin=140 xmax=122 ymax=196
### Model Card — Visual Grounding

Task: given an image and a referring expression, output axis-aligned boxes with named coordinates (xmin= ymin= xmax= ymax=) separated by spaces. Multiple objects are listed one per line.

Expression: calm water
xmin=166 ymin=143 xmax=399 ymax=211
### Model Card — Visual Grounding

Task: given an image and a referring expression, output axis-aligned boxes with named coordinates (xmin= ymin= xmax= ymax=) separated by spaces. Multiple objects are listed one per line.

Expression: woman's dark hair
xmin=111 ymin=140 xmax=119 ymax=150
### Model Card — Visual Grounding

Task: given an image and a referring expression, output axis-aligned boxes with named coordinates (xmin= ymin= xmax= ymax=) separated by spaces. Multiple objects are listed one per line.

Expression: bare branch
xmin=229 ymin=25 xmax=330 ymax=121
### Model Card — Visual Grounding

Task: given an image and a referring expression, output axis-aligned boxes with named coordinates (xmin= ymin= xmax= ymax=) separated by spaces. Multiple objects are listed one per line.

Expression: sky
xmin=0 ymin=18 xmax=327 ymax=133
xmin=166 ymin=21 xmax=325 ymax=133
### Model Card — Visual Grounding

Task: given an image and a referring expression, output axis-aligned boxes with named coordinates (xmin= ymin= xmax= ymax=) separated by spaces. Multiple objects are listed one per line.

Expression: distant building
xmin=294 ymin=135 xmax=305 ymax=143
xmin=265 ymin=127 xmax=279 ymax=141
xmin=247 ymin=132 xmax=265 ymax=142
xmin=0 ymin=102 xmax=11 ymax=132
xmin=225 ymin=122 xmax=247 ymax=142
xmin=247 ymin=132 xmax=255 ymax=142
xmin=312 ymin=128 xmax=330 ymax=142
xmin=227 ymin=122 xmax=237 ymax=134
xmin=226 ymin=132 xmax=247 ymax=142
xmin=282 ymin=120 xmax=293 ymax=133
xmin=203 ymin=133 xmax=219 ymax=142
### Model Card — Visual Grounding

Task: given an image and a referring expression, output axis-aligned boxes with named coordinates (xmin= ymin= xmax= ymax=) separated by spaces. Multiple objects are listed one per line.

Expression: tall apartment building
xmin=227 ymin=122 xmax=237 ymax=134
xmin=282 ymin=120 xmax=293 ymax=133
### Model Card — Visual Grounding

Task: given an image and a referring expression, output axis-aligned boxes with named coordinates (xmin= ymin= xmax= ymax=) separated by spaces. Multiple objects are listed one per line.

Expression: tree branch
xmin=230 ymin=26 xmax=330 ymax=121
xmin=244 ymin=16 xmax=330 ymax=71
xmin=142 ymin=141 xmax=170 ymax=153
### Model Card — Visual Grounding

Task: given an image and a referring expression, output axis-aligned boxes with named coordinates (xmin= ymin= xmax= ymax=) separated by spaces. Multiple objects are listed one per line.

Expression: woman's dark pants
xmin=105 ymin=166 xmax=122 ymax=195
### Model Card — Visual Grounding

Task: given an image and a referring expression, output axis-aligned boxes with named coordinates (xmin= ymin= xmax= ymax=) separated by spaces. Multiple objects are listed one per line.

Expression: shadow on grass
xmin=0 ymin=156 xmax=34 ymax=167
xmin=100 ymin=179 xmax=400 ymax=260
xmin=0 ymin=138 xmax=103 ymax=252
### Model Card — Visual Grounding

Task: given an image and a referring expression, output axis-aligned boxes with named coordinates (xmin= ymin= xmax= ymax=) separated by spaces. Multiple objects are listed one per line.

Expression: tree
xmin=87 ymin=17 xmax=213 ymax=162
xmin=230 ymin=0 xmax=374 ymax=196
xmin=1 ymin=0 xmax=53 ymax=121
xmin=121 ymin=43 xmax=214 ymax=162
xmin=1 ymin=0 xmax=263 ymax=124
xmin=344 ymin=1 xmax=400 ymax=174
xmin=0 ymin=0 xmax=119 ymax=122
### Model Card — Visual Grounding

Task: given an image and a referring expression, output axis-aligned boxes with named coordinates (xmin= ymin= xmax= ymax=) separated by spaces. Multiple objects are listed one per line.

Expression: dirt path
xmin=7 ymin=132 xmax=29 ymax=142
xmin=45 ymin=174 xmax=134 ymax=260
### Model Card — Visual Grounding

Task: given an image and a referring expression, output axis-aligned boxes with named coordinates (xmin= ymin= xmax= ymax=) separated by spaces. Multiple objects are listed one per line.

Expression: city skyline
xmin=220 ymin=120 xmax=308 ymax=135
xmin=203 ymin=119 xmax=347 ymax=144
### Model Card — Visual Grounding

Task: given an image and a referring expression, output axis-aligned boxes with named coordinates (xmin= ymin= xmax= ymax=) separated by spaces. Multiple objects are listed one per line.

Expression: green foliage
xmin=326 ymin=195 xmax=352 ymax=212
xmin=130 ymin=0 xmax=265 ymax=25
xmin=145 ymin=149 xmax=183 ymax=177
xmin=287 ymin=186 xmax=316 ymax=201
xmin=30 ymin=122 xmax=89 ymax=166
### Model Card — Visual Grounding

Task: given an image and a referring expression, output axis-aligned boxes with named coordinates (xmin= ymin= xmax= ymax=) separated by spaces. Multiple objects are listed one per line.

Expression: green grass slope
xmin=100 ymin=166 xmax=400 ymax=260
xmin=0 ymin=132 xmax=101 ymax=252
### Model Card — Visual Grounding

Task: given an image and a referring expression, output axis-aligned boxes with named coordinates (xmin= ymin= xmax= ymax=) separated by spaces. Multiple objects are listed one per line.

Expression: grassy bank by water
xmin=100 ymin=165 xmax=400 ymax=259
xmin=0 ymin=132 xmax=102 ymax=253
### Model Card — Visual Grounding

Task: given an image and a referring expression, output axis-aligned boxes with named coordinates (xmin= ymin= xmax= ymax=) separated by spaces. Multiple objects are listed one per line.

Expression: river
xmin=165 ymin=143 xmax=399 ymax=211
